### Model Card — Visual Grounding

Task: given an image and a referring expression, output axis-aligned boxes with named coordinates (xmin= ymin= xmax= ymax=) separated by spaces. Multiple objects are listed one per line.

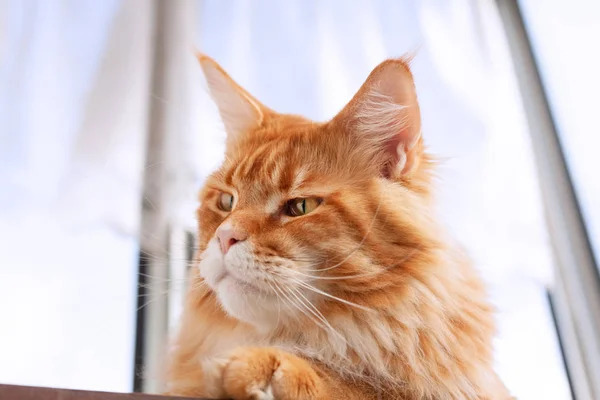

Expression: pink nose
xmin=216 ymin=227 xmax=248 ymax=254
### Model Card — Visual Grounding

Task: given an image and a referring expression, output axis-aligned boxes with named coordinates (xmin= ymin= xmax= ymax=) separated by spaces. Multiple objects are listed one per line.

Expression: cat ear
xmin=198 ymin=54 xmax=266 ymax=141
xmin=332 ymin=57 xmax=422 ymax=178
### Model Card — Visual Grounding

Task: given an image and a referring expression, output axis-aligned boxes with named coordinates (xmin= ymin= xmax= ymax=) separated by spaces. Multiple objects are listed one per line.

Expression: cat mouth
xmin=216 ymin=268 xmax=266 ymax=295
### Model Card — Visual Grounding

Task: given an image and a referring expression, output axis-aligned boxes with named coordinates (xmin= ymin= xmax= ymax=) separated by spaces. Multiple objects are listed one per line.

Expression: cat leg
xmin=201 ymin=347 xmax=328 ymax=400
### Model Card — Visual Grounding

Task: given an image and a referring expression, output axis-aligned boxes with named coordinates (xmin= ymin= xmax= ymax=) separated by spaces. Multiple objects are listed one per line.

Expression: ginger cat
xmin=165 ymin=54 xmax=513 ymax=400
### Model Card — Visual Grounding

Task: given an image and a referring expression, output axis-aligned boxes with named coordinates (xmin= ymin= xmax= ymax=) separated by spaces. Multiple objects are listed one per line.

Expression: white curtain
xmin=0 ymin=0 xmax=155 ymax=392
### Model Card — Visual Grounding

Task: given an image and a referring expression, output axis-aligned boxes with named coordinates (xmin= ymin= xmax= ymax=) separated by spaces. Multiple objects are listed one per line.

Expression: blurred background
xmin=1 ymin=1 xmax=599 ymax=399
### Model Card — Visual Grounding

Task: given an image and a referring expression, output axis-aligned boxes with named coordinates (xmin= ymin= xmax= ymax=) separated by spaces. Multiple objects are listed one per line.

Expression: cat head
xmin=196 ymin=54 xmax=437 ymax=330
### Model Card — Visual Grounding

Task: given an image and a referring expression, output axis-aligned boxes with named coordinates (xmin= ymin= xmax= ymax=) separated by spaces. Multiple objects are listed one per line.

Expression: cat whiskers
xmin=293 ymin=248 xmax=420 ymax=282
xmin=287 ymin=285 xmax=347 ymax=342
xmin=263 ymin=248 xmax=420 ymax=316
xmin=136 ymin=271 xmax=200 ymax=312
xmin=265 ymin=280 xmax=282 ymax=328
xmin=275 ymin=272 xmax=374 ymax=313
xmin=270 ymin=282 xmax=320 ymax=328
xmin=270 ymin=280 xmax=346 ymax=342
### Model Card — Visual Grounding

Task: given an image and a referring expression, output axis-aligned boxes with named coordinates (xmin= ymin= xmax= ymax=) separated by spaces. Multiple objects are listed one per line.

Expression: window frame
xmin=495 ymin=1 xmax=600 ymax=399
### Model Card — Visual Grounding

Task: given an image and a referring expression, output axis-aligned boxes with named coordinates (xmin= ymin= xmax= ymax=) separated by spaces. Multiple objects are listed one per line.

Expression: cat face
xmin=196 ymin=55 xmax=433 ymax=330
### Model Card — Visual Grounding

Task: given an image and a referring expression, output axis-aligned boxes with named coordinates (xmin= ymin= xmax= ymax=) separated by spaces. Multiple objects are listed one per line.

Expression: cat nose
xmin=216 ymin=227 xmax=248 ymax=254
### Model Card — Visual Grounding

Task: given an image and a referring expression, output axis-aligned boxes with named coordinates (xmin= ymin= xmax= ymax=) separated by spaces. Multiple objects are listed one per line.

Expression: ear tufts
xmin=332 ymin=56 xmax=423 ymax=178
xmin=197 ymin=53 xmax=266 ymax=143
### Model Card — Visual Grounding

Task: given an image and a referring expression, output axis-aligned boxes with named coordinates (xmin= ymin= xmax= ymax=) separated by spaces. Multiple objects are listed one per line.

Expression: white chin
xmin=198 ymin=238 xmax=283 ymax=329
xmin=215 ymin=275 xmax=280 ymax=328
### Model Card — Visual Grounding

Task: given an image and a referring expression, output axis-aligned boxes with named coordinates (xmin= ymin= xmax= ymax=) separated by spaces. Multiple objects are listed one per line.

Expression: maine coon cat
xmin=165 ymin=54 xmax=512 ymax=400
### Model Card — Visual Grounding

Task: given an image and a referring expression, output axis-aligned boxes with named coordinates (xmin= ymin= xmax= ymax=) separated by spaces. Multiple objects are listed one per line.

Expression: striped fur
xmin=164 ymin=55 xmax=512 ymax=399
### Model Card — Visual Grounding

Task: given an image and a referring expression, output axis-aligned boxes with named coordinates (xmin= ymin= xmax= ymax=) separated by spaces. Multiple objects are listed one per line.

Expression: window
xmin=519 ymin=0 xmax=600 ymax=265
xmin=497 ymin=1 xmax=600 ymax=398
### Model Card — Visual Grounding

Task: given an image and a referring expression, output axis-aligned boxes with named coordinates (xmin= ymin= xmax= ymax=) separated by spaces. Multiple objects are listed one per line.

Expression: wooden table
xmin=0 ymin=384 xmax=210 ymax=400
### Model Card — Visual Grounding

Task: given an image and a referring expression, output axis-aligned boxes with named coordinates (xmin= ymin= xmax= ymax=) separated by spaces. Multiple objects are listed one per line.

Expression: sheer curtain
xmin=0 ymin=0 xmax=203 ymax=392
xmin=0 ymin=0 xmax=155 ymax=392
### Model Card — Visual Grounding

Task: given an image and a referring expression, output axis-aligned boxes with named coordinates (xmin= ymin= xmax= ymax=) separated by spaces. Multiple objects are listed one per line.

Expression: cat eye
xmin=218 ymin=192 xmax=234 ymax=212
xmin=285 ymin=198 xmax=321 ymax=217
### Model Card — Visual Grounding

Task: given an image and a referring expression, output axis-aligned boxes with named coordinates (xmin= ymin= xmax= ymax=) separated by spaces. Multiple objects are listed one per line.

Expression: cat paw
xmin=202 ymin=347 xmax=325 ymax=400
